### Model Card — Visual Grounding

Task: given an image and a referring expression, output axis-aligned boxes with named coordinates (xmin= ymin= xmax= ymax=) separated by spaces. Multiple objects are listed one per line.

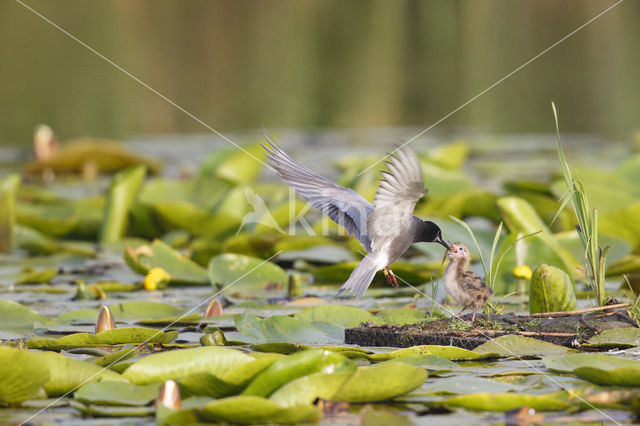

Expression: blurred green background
xmin=0 ymin=0 xmax=638 ymax=145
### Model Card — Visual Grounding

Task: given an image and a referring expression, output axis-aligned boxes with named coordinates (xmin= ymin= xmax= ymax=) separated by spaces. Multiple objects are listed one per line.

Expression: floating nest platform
xmin=345 ymin=303 xmax=637 ymax=350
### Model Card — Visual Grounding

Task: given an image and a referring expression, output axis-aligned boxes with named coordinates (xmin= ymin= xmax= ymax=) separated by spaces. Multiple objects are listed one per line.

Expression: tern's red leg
xmin=383 ymin=266 xmax=399 ymax=288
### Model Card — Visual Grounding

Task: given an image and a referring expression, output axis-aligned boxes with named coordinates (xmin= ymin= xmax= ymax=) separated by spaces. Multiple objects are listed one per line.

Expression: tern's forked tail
xmin=337 ymin=252 xmax=382 ymax=298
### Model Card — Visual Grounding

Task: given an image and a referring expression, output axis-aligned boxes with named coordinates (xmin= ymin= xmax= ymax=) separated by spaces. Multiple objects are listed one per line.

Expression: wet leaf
xmin=249 ymin=342 xmax=311 ymax=354
xmin=0 ymin=298 xmax=49 ymax=331
xmin=74 ymin=381 xmax=161 ymax=406
xmin=198 ymin=143 xmax=265 ymax=184
xmin=368 ymin=345 xmax=499 ymax=361
xmin=332 ymin=362 xmax=427 ymax=403
xmin=529 ymin=264 xmax=576 ymax=314
xmin=93 ymin=347 xmax=139 ymax=368
xmin=294 ymin=305 xmax=374 ymax=327
xmin=443 ymin=392 xmax=569 ymax=411
xmin=125 ymin=240 xmax=209 ymax=285
xmin=39 ymin=351 xmax=126 ymax=396
xmin=0 ymin=346 xmax=50 ymax=403
xmin=208 ymin=253 xmax=287 ymax=288
xmin=123 ymin=346 xmax=254 ymax=385
xmin=25 ymin=139 xmax=161 ymax=176
xmin=178 ymin=354 xmax=282 ymax=398
xmin=421 ymin=375 xmax=517 ymax=395
xmin=543 ymin=353 xmax=640 ymax=385
xmin=70 ymin=399 xmax=154 ymax=417
xmin=242 ymin=349 xmax=355 ymax=397
xmin=199 ymin=395 xmax=320 ymax=424
xmin=26 ymin=328 xmax=178 ymax=350
xmin=269 ymin=371 xmax=354 ymax=407
xmin=474 ymin=335 xmax=569 ymax=357
xmin=100 ymin=165 xmax=147 ymax=244
xmin=153 ymin=200 xmax=240 ymax=238
xmin=586 ymin=328 xmax=640 ymax=349
xmin=15 ymin=267 xmax=58 ymax=284
xmin=235 ymin=312 xmax=344 ymax=344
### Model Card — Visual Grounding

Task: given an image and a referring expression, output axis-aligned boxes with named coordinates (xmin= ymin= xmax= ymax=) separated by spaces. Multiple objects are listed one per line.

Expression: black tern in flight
xmin=263 ymin=137 xmax=449 ymax=298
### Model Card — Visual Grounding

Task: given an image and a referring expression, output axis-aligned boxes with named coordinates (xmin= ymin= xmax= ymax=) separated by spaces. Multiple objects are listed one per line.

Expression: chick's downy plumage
xmin=443 ymin=242 xmax=493 ymax=322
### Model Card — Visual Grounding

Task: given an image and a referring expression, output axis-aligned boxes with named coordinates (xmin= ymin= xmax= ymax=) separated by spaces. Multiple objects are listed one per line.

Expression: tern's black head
xmin=415 ymin=220 xmax=449 ymax=250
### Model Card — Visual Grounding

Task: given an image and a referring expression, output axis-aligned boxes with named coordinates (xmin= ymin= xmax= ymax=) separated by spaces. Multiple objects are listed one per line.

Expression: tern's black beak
xmin=435 ymin=235 xmax=450 ymax=250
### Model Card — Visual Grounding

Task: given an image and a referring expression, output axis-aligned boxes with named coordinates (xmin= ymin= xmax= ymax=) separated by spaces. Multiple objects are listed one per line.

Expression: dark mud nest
xmin=345 ymin=303 xmax=637 ymax=350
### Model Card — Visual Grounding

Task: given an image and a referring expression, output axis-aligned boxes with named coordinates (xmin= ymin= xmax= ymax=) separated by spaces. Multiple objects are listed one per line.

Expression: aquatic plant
xmin=552 ymin=103 xmax=608 ymax=306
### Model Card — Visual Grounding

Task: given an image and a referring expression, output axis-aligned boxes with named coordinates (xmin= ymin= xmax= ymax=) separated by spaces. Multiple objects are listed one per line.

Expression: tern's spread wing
xmin=367 ymin=144 xmax=426 ymax=251
xmin=263 ymin=136 xmax=374 ymax=251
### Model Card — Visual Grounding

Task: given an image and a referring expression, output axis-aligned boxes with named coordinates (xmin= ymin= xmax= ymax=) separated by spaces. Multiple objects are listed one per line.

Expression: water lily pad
xmin=39 ymin=351 xmax=126 ymax=396
xmin=0 ymin=298 xmax=49 ymax=331
xmin=14 ymin=225 xmax=96 ymax=257
xmin=178 ymin=354 xmax=282 ymax=398
xmin=26 ymin=328 xmax=178 ymax=350
xmin=208 ymin=253 xmax=287 ymax=289
xmin=332 ymin=362 xmax=427 ymax=403
xmin=199 ymin=395 xmax=320 ymax=424
xmin=15 ymin=267 xmax=58 ymax=284
xmin=443 ymin=391 xmax=569 ymax=411
xmin=269 ymin=371 xmax=354 ymax=407
xmin=474 ymin=335 xmax=569 ymax=357
xmin=198 ymin=143 xmax=265 ymax=184
xmin=125 ymin=240 xmax=209 ymax=285
xmin=368 ymin=345 xmax=498 ymax=361
xmin=294 ymin=305 xmax=374 ymax=328
xmin=70 ymin=399 xmax=154 ymax=417
xmin=153 ymin=200 xmax=240 ymax=238
xmin=600 ymin=202 xmax=640 ymax=251
xmin=277 ymin=245 xmax=355 ymax=264
xmin=109 ymin=301 xmax=185 ymax=321
xmin=242 ymin=349 xmax=355 ymax=397
xmin=586 ymin=328 xmax=640 ymax=349
xmin=123 ymin=346 xmax=254 ymax=385
xmin=543 ymin=353 xmax=640 ymax=385
xmin=74 ymin=381 xmax=161 ymax=406
xmin=235 ymin=312 xmax=344 ymax=344
xmin=100 ymin=165 xmax=147 ymax=244
xmin=529 ymin=264 xmax=576 ymax=314
xmin=421 ymin=375 xmax=517 ymax=395
xmin=0 ymin=346 xmax=50 ymax=403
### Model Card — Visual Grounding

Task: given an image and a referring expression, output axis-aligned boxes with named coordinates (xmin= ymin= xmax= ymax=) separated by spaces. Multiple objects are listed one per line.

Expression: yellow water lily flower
xmin=144 ymin=268 xmax=171 ymax=291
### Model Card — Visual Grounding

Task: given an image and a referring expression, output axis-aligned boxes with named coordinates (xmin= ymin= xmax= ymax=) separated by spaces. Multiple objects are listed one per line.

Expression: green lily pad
xmin=123 ymin=346 xmax=254 ymax=385
xmin=109 ymin=301 xmax=185 ymax=321
xmin=199 ymin=395 xmax=320 ymax=424
xmin=0 ymin=298 xmax=49 ymax=331
xmin=15 ymin=267 xmax=58 ymax=284
xmin=443 ymin=391 xmax=569 ymax=411
xmin=178 ymin=354 xmax=282 ymax=398
xmin=474 ymin=335 xmax=569 ymax=357
xmin=124 ymin=239 xmax=209 ymax=285
xmin=74 ymin=381 xmax=161 ymax=406
xmin=269 ymin=371 xmax=354 ymax=407
xmin=198 ymin=143 xmax=265 ymax=184
xmin=235 ymin=312 xmax=344 ymax=344
xmin=585 ymin=328 xmax=640 ymax=349
xmin=39 ymin=351 xmax=126 ymax=396
xmin=208 ymin=253 xmax=287 ymax=289
xmin=242 ymin=349 xmax=355 ymax=397
xmin=543 ymin=353 xmax=640 ymax=385
xmin=93 ymin=347 xmax=139 ymax=368
xmin=70 ymin=399 xmax=154 ymax=417
xmin=332 ymin=362 xmax=427 ymax=403
xmin=421 ymin=375 xmax=517 ymax=395
xmin=0 ymin=174 xmax=20 ymax=253
xmin=600 ymin=202 xmax=640 ymax=251
xmin=368 ymin=345 xmax=499 ymax=361
xmin=0 ymin=346 xmax=50 ymax=403
xmin=294 ymin=305 xmax=374 ymax=328
xmin=153 ymin=200 xmax=240 ymax=238
xmin=529 ymin=264 xmax=576 ymax=314
xmin=14 ymin=225 xmax=96 ymax=257
xmin=26 ymin=328 xmax=178 ymax=350
xmin=100 ymin=165 xmax=147 ymax=244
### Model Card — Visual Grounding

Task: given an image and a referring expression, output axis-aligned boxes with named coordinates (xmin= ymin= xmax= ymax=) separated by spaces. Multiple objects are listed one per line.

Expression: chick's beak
xmin=435 ymin=235 xmax=450 ymax=250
